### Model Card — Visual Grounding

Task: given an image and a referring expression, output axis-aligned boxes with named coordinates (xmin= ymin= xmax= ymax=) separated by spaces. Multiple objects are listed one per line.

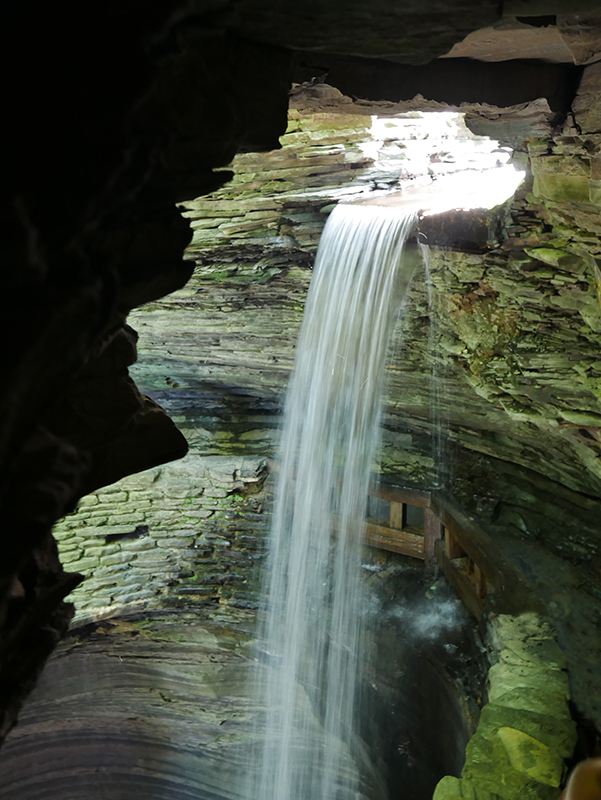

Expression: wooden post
xmin=390 ymin=500 xmax=404 ymax=530
xmin=445 ymin=529 xmax=464 ymax=560
xmin=473 ymin=562 xmax=488 ymax=599
xmin=424 ymin=508 xmax=443 ymax=573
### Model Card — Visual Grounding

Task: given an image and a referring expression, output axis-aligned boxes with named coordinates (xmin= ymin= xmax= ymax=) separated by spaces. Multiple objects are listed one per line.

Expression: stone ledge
xmin=53 ymin=455 xmax=269 ymax=622
xmin=433 ymin=612 xmax=576 ymax=800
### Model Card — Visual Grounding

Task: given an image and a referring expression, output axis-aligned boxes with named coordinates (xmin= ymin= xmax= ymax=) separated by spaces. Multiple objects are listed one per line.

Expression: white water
xmin=249 ymin=203 xmax=420 ymax=800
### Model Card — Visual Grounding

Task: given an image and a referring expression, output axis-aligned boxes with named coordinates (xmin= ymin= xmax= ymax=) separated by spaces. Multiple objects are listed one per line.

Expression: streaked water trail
xmin=422 ymin=244 xmax=449 ymax=491
xmin=249 ymin=202 xmax=420 ymax=800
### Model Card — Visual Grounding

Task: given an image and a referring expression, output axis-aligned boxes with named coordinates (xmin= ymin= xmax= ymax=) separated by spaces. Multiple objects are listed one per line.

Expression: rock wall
xmin=0 ymin=562 xmax=487 ymax=800
xmin=54 ymin=456 xmax=269 ymax=622
xmin=435 ymin=133 xmax=601 ymax=497
xmin=434 ymin=613 xmax=577 ymax=800
xmin=0 ymin=607 xmax=259 ymax=800
xmin=182 ymin=85 xmax=550 ymax=257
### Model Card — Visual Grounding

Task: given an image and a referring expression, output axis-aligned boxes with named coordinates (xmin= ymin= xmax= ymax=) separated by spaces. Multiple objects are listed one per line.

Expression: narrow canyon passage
xmin=3 ymin=5 xmax=601 ymax=800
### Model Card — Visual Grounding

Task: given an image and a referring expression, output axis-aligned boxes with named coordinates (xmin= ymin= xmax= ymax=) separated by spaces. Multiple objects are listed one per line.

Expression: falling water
xmin=421 ymin=244 xmax=451 ymax=492
xmin=250 ymin=203 xmax=419 ymax=800
xmin=422 ymin=247 xmax=443 ymax=490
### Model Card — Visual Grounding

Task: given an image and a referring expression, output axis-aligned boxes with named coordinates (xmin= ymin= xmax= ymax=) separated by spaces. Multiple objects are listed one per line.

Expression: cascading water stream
xmin=248 ymin=202 xmax=421 ymax=800
xmin=422 ymin=246 xmax=448 ymax=491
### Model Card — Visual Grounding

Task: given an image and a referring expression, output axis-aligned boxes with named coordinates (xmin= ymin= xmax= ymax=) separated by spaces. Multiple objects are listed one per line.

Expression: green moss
xmin=463 ymin=730 xmax=560 ymax=800
xmin=259 ymin=180 xmax=295 ymax=194
xmin=479 ymin=704 xmax=576 ymax=760
xmin=531 ymin=154 xmax=591 ymax=204
xmin=433 ymin=776 xmax=465 ymax=799
xmin=447 ymin=287 xmax=520 ymax=377
xmin=524 ymin=247 xmax=585 ymax=273
xmin=497 ymin=728 xmax=564 ymax=787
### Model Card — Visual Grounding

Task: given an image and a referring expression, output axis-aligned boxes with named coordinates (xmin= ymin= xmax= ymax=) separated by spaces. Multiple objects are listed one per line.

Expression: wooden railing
xmin=364 ymin=482 xmax=533 ymax=620
xmin=364 ymin=484 xmax=440 ymax=568
xmin=272 ymin=460 xmax=533 ymax=620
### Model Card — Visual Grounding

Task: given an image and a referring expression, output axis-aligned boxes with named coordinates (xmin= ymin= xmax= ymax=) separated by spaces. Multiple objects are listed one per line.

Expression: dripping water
xmin=422 ymin=246 xmax=448 ymax=490
xmin=248 ymin=203 xmax=421 ymax=800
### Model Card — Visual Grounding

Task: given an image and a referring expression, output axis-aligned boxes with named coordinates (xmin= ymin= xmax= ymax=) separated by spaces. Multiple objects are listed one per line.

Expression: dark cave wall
xmin=0 ymin=1 xmax=294 ymax=743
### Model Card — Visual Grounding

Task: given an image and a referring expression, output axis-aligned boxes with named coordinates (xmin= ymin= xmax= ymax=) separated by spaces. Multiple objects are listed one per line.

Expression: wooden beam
xmin=364 ymin=522 xmax=425 ymax=559
xmin=369 ymin=483 xmax=431 ymax=507
xmin=435 ymin=541 xmax=484 ymax=621
xmin=332 ymin=517 xmax=425 ymax=560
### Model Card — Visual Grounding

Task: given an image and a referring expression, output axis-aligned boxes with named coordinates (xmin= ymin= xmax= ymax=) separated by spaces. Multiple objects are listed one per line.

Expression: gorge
xmin=2 ymin=3 xmax=601 ymax=799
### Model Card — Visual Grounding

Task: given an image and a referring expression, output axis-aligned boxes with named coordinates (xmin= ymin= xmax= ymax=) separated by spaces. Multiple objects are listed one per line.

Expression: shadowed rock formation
xmin=3 ymin=0 xmax=601 ymax=780
xmin=1 ymin=0 xmax=292 ymax=742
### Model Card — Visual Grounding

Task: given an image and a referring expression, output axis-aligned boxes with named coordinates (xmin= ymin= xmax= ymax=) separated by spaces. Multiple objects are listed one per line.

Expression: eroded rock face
xmin=0 ymin=609 xmax=259 ymax=800
xmin=0 ymin=564 xmax=486 ymax=800
xmin=4 ymin=0 xmax=601 ymax=767
xmin=1 ymin=1 xmax=293 ymax=743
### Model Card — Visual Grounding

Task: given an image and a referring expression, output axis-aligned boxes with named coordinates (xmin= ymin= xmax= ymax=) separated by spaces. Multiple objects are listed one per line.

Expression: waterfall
xmin=421 ymin=243 xmax=451 ymax=492
xmin=249 ymin=203 xmax=419 ymax=800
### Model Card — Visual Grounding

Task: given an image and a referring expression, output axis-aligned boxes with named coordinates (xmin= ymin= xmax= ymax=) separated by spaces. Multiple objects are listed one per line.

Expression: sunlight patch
xmin=358 ymin=110 xmax=525 ymax=213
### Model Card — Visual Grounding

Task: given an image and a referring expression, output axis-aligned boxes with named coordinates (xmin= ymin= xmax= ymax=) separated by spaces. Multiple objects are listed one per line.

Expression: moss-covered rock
xmin=433 ymin=614 xmax=574 ymax=800
xmin=497 ymin=727 xmax=563 ymax=787
xmin=433 ymin=775 xmax=465 ymax=799
xmin=487 ymin=662 xmax=570 ymax=702
xmin=478 ymin=704 xmax=576 ymax=760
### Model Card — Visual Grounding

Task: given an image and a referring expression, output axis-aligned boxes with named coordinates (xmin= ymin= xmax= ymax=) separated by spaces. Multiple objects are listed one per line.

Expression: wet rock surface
xmin=0 ymin=561 xmax=486 ymax=800
xmin=48 ymin=85 xmax=601 ymax=742
xmin=0 ymin=607 xmax=258 ymax=800
xmin=434 ymin=613 xmax=577 ymax=800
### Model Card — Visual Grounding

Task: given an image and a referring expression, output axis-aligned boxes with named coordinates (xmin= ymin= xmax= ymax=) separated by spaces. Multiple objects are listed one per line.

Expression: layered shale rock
xmin=0 ymin=565 xmax=487 ymax=800
xmin=47 ymin=82 xmax=601 ymax=737
xmin=54 ymin=456 xmax=269 ymax=621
